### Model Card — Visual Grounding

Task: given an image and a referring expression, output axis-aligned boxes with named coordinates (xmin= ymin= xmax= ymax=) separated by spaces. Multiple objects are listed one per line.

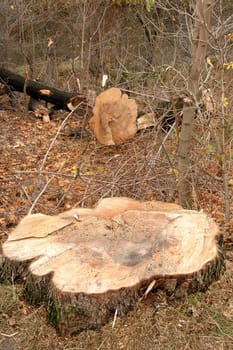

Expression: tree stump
xmin=1 ymin=197 xmax=224 ymax=335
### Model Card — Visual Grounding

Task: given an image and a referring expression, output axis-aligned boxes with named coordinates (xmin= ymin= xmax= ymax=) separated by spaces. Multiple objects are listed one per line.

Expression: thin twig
xmin=40 ymin=104 xmax=83 ymax=171
xmin=155 ymin=123 xmax=175 ymax=160
xmin=97 ymin=337 xmax=107 ymax=350
xmin=27 ymin=104 xmax=83 ymax=215
xmin=21 ymin=185 xmax=32 ymax=202
xmin=27 ymin=177 xmax=54 ymax=215
xmin=15 ymin=170 xmax=74 ymax=178
xmin=0 ymin=332 xmax=18 ymax=337
xmin=112 ymin=308 xmax=118 ymax=328
xmin=201 ymin=168 xmax=222 ymax=182
xmin=55 ymin=181 xmax=73 ymax=209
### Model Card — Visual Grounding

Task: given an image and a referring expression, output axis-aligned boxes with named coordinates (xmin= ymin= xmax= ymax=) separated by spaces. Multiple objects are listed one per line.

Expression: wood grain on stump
xmin=1 ymin=197 xmax=224 ymax=334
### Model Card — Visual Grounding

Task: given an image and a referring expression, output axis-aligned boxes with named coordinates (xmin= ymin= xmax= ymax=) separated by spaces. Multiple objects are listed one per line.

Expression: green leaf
xmin=146 ymin=0 xmax=154 ymax=12
xmin=205 ymin=144 xmax=214 ymax=154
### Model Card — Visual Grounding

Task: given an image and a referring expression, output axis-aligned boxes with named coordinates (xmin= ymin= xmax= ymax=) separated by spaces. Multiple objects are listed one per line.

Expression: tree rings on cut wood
xmin=1 ymin=197 xmax=224 ymax=335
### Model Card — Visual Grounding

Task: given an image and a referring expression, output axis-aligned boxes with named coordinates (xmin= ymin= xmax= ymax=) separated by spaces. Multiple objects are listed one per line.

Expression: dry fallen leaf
xmin=0 ymin=217 xmax=6 ymax=226
xmin=8 ymin=318 xmax=16 ymax=327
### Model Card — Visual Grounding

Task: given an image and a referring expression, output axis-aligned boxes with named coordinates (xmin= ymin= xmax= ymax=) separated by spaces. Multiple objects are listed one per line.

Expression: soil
xmin=0 ymin=93 xmax=233 ymax=349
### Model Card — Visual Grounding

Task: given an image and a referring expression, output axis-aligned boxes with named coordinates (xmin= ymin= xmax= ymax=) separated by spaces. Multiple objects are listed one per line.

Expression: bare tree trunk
xmin=178 ymin=0 xmax=214 ymax=208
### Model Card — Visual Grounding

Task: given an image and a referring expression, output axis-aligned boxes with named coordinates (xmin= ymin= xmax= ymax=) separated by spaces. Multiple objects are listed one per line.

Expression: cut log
xmin=89 ymin=88 xmax=138 ymax=145
xmin=1 ymin=197 xmax=224 ymax=335
xmin=137 ymin=112 xmax=156 ymax=130
xmin=0 ymin=67 xmax=86 ymax=111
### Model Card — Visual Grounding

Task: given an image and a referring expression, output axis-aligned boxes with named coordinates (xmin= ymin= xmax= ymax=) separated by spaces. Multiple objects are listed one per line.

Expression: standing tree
xmin=178 ymin=0 xmax=214 ymax=208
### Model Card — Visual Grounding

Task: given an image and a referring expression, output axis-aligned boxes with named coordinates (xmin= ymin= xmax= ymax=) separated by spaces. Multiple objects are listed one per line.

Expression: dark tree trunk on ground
xmin=0 ymin=67 xmax=86 ymax=111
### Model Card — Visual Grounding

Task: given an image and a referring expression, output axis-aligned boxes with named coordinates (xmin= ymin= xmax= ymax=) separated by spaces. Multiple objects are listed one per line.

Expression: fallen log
xmin=0 ymin=67 xmax=86 ymax=111
xmin=0 ymin=197 xmax=224 ymax=335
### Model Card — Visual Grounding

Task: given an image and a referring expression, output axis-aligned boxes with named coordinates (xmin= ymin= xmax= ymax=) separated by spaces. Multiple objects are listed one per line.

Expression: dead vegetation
xmin=0 ymin=86 xmax=233 ymax=348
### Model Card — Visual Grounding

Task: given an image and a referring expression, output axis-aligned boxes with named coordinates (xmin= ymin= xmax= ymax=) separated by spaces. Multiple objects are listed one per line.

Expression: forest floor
xmin=0 ymin=92 xmax=233 ymax=350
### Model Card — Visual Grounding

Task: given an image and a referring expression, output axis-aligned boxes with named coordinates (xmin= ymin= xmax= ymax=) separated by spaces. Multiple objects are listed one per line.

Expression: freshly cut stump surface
xmin=1 ymin=197 xmax=224 ymax=334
